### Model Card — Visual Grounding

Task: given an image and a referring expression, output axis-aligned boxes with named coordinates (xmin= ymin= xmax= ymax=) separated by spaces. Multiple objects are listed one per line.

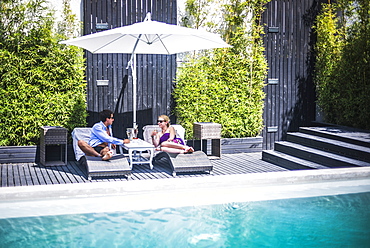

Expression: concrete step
xmin=262 ymin=150 xmax=330 ymax=170
xmin=299 ymin=127 xmax=370 ymax=148
xmin=287 ymin=132 xmax=370 ymax=162
xmin=275 ymin=141 xmax=370 ymax=168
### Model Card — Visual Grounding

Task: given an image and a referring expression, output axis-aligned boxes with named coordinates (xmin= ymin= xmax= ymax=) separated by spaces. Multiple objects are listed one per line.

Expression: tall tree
xmin=0 ymin=0 xmax=86 ymax=145
xmin=174 ymin=0 xmax=269 ymax=138
xmin=314 ymin=0 xmax=370 ymax=129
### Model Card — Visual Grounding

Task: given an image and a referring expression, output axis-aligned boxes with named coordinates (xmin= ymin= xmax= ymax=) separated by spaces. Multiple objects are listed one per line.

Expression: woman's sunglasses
xmin=157 ymin=120 xmax=165 ymax=123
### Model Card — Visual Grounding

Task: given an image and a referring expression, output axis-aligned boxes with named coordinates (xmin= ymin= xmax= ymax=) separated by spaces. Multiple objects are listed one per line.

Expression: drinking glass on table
xmin=133 ymin=127 xmax=138 ymax=139
xmin=151 ymin=129 xmax=158 ymax=138
xmin=126 ymin=129 xmax=132 ymax=140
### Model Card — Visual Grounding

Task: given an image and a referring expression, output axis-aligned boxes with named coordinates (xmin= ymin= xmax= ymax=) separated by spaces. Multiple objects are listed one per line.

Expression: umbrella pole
xmin=128 ymin=35 xmax=142 ymax=130
xmin=132 ymin=54 xmax=137 ymax=129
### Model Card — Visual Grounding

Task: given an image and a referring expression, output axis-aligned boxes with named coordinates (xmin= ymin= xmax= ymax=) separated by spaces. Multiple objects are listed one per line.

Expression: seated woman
xmin=151 ymin=115 xmax=194 ymax=154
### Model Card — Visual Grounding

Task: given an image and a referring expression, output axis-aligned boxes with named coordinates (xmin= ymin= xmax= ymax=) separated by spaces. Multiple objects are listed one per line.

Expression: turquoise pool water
xmin=1 ymin=191 xmax=369 ymax=247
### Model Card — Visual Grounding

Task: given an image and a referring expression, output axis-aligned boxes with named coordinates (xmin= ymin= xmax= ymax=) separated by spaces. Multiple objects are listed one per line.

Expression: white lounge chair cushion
xmin=72 ymin=127 xmax=92 ymax=161
xmin=142 ymin=124 xmax=185 ymax=145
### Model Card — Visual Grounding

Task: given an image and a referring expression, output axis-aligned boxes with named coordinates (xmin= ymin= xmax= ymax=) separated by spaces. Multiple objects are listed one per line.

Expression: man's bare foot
xmin=102 ymin=151 xmax=113 ymax=161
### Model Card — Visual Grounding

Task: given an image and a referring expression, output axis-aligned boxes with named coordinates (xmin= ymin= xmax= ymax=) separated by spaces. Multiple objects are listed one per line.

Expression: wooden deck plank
xmin=0 ymin=165 xmax=5 ymax=187
xmin=224 ymin=153 xmax=267 ymax=169
xmin=13 ymin=165 xmax=21 ymax=187
xmin=140 ymin=163 xmax=168 ymax=179
xmin=131 ymin=166 xmax=158 ymax=180
xmin=16 ymin=165 xmax=25 ymax=186
xmin=227 ymin=159 xmax=269 ymax=173
xmin=61 ymin=163 xmax=83 ymax=184
xmin=16 ymin=164 xmax=26 ymax=186
xmin=7 ymin=164 xmax=14 ymax=187
xmin=68 ymin=162 xmax=89 ymax=183
xmin=33 ymin=165 xmax=49 ymax=185
xmin=152 ymin=160 xmax=174 ymax=177
xmin=46 ymin=167 xmax=64 ymax=185
xmin=213 ymin=159 xmax=255 ymax=174
xmin=0 ymin=153 xmax=306 ymax=188
xmin=53 ymin=166 xmax=72 ymax=184
xmin=59 ymin=165 xmax=78 ymax=183
xmin=148 ymin=167 xmax=171 ymax=179
xmin=61 ymin=161 xmax=86 ymax=182
xmin=135 ymin=169 xmax=165 ymax=180
xmin=27 ymin=164 xmax=41 ymax=186
xmin=22 ymin=164 xmax=34 ymax=186
xmin=57 ymin=164 xmax=77 ymax=183
xmin=224 ymin=153 xmax=288 ymax=172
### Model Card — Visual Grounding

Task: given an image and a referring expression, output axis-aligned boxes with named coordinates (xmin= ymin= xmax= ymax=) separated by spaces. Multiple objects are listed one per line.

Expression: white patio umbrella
xmin=60 ymin=12 xmax=231 ymax=128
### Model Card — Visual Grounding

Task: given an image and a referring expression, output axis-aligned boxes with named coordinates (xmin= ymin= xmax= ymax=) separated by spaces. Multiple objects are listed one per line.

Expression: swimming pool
xmin=1 ymin=191 xmax=369 ymax=247
xmin=1 ymin=168 xmax=370 ymax=247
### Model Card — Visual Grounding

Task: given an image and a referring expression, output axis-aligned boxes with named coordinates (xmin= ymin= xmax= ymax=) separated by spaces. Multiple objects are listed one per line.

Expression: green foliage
xmin=0 ymin=0 xmax=86 ymax=145
xmin=174 ymin=0 xmax=269 ymax=138
xmin=314 ymin=0 xmax=370 ymax=129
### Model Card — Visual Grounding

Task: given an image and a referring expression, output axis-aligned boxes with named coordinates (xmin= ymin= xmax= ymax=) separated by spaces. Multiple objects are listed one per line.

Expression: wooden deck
xmin=0 ymin=153 xmax=289 ymax=187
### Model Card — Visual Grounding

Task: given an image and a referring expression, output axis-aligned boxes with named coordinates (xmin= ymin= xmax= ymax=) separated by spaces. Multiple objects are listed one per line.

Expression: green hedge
xmin=0 ymin=0 xmax=86 ymax=146
xmin=173 ymin=0 xmax=269 ymax=139
xmin=314 ymin=1 xmax=370 ymax=129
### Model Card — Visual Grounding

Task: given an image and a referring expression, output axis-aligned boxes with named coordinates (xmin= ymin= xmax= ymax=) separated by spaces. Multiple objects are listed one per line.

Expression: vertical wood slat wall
xmin=262 ymin=0 xmax=320 ymax=150
xmin=84 ymin=0 xmax=177 ymax=139
xmin=83 ymin=0 xmax=320 ymax=148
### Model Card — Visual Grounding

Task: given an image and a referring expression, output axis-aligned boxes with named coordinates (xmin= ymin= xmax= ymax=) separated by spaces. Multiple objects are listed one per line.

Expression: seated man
xmin=78 ymin=109 xmax=130 ymax=160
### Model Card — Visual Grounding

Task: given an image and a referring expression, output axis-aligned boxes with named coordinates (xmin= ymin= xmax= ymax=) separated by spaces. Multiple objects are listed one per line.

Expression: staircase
xmin=262 ymin=126 xmax=370 ymax=170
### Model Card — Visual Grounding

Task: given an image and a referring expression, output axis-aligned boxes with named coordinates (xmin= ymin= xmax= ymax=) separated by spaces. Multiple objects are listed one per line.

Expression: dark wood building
xmin=83 ymin=0 xmax=322 ymax=149
xmin=83 ymin=0 xmax=177 ymax=139
xmin=262 ymin=0 xmax=323 ymax=149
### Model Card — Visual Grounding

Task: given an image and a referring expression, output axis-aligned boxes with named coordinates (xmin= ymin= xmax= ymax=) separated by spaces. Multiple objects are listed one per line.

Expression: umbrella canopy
xmin=60 ymin=12 xmax=231 ymax=128
xmin=60 ymin=13 xmax=230 ymax=55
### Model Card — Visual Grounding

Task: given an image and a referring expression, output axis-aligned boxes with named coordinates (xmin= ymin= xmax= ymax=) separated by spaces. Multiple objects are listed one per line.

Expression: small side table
xmin=121 ymin=139 xmax=155 ymax=169
xmin=40 ymin=126 xmax=68 ymax=166
xmin=193 ymin=122 xmax=222 ymax=159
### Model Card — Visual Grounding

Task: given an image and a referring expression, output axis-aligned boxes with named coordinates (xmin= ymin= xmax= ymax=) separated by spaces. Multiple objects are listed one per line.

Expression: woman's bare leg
xmin=159 ymin=147 xmax=185 ymax=154
xmin=160 ymin=141 xmax=186 ymax=149
xmin=160 ymin=141 xmax=194 ymax=153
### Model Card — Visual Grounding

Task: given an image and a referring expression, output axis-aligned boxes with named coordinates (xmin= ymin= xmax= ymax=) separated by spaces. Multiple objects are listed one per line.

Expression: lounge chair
xmin=72 ymin=128 xmax=132 ymax=180
xmin=142 ymin=125 xmax=213 ymax=176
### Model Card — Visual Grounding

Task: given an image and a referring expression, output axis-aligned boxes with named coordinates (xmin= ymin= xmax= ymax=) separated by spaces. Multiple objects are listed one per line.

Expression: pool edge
xmin=1 ymin=166 xmax=370 ymax=202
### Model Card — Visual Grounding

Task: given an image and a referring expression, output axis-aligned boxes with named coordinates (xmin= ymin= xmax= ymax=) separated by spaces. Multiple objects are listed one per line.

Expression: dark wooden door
xmin=262 ymin=0 xmax=322 ymax=149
